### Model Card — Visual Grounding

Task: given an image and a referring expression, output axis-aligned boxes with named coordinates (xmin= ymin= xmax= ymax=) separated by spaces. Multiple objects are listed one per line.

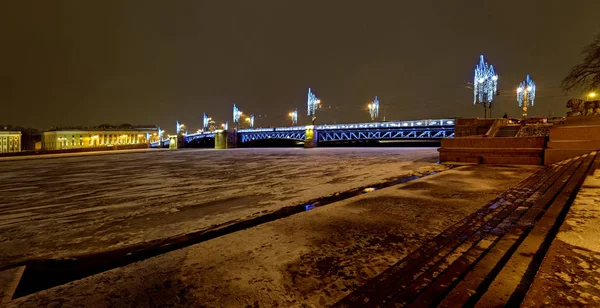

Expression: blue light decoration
xmin=224 ymin=121 xmax=229 ymax=130
xmin=289 ymin=108 xmax=298 ymax=125
xmin=145 ymin=132 xmax=150 ymax=142
xmin=203 ymin=113 xmax=210 ymax=130
xmin=176 ymin=121 xmax=182 ymax=134
xmin=249 ymin=114 xmax=255 ymax=128
xmin=157 ymin=127 xmax=164 ymax=141
xmin=307 ymin=88 xmax=320 ymax=124
xmin=517 ymin=75 xmax=536 ymax=119
xmin=233 ymin=104 xmax=242 ymax=123
xmin=473 ymin=55 xmax=498 ymax=118
xmin=368 ymin=96 xmax=380 ymax=121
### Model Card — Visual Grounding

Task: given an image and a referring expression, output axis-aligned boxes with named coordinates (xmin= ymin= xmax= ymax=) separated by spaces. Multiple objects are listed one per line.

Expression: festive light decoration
xmin=223 ymin=121 xmax=229 ymax=130
xmin=157 ymin=127 xmax=164 ymax=140
xmin=368 ymin=96 xmax=380 ymax=121
xmin=289 ymin=108 xmax=298 ymax=125
xmin=249 ymin=114 xmax=255 ymax=128
xmin=203 ymin=113 xmax=210 ymax=130
xmin=517 ymin=75 xmax=536 ymax=107
xmin=307 ymin=88 xmax=320 ymax=117
xmin=233 ymin=104 xmax=243 ymax=123
xmin=176 ymin=121 xmax=185 ymax=134
xmin=473 ymin=55 xmax=498 ymax=118
xmin=517 ymin=75 xmax=536 ymax=119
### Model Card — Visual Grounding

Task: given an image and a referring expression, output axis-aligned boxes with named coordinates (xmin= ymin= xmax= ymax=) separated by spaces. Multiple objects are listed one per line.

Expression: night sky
xmin=2 ymin=1 xmax=599 ymax=132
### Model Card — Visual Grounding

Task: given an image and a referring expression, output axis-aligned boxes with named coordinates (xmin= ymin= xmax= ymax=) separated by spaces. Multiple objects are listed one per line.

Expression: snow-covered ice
xmin=0 ymin=147 xmax=446 ymax=267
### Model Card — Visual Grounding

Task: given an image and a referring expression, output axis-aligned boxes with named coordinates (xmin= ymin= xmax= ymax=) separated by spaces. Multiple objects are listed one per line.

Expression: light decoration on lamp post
xmin=247 ymin=114 xmax=255 ymax=128
xmin=233 ymin=104 xmax=243 ymax=124
xmin=203 ymin=113 xmax=210 ymax=131
xmin=289 ymin=108 xmax=298 ymax=125
xmin=517 ymin=75 xmax=536 ymax=120
xmin=157 ymin=127 xmax=164 ymax=143
xmin=307 ymin=88 xmax=320 ymax=125
xmin=473 ymin=55 xmax=499 ymax=118
xmin=232 ymin=104 xmax=244 ymax=133
xmin=368 ymin=96 xmax=380 ymax=121
xmin=176 ymin=121 xmax=185 ymax=135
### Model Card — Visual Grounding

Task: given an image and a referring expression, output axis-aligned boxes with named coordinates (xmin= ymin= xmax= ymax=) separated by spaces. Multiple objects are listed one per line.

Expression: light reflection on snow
xmin=304 ymin=204 xmax=316 ymax=211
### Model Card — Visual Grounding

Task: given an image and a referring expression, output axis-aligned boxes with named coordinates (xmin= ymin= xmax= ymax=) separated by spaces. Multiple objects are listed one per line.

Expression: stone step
xmin=333 ymin=153 xmax=599 ymax=307
xmin=409 ymin=158 xmax=579 ymax=307
xmin=435 ymin=156 xmax=587 ymax=307
xmin=494 ymin=126 xmax=521 ymax=138
xmin=545 ymin=149 xmax=600 ymax=166
xmin=474 ymin=153 xmax=598 ymax=306
xmin=333 ymin=163 xmax=560 ymax=307
xmin=521 ymin=167 xmax=600 ymax=307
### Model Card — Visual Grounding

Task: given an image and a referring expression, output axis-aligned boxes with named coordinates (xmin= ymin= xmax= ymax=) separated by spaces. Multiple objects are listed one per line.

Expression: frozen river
xmin=0 ymin=147 xmax=445 ymax=268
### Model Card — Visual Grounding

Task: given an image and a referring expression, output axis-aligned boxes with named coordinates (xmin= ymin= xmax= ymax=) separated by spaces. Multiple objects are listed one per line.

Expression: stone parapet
xmin=439 ymin=137 xmax=545 ymax=165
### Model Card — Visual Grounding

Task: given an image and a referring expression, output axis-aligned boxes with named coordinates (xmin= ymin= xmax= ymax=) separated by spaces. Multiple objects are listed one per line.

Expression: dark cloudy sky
xmin=1 ymin=1 xmax=599 ymax=132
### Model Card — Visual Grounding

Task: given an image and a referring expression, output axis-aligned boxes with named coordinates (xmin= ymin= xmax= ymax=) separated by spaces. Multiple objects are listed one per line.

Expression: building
xmin=42 ymin=126 xmax=160 ymax=150
xmin=0 ymin=131 xmax=22 ymax=153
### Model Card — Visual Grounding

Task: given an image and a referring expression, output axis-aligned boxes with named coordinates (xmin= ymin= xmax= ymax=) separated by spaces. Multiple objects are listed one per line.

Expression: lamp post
xmin=203 ymin=113 xmax=210 ymax=132
xmin=289 ymin=108 xmax=298 ymax=125
xmin=307 ymin=88 xmax=320 ymax=125
xmin=474 ymin=55 xmax=499 ymax=118
xmin=517 ymin=75 xmax=536 ymax=122
xmin=233 ymin=104 xmax=243 ymax=131
xmin=367 ymin=96 xmax=379 ymax=121
xmin=245 ymin=114 xmax=255 ymax=128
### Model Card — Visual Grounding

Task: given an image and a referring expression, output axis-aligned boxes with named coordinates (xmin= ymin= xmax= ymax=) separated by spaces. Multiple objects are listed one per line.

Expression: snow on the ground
xmin=0 ymin=147 xmax=446 ymax=267
xmin=7 ymin=164 xmax=540 ymax=308
xmin=522 ymin=169 xmax=600 ymax=307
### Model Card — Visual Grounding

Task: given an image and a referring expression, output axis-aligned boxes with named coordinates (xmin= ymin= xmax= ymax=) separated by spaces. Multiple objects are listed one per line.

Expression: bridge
xmin=150 ymin=118 xmax=455 ymax=148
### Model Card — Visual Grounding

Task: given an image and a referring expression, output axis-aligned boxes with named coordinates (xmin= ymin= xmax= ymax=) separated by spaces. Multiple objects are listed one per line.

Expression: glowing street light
xmin=517 ymin=75 xmax=536 ymax=120
xmin=473 ymin=55 xmax=499 ymax=118
xmin=367 ymin=96 xmax=380 ymax=121
xmin=307 ymin=88 xmax=320 ymax=125
xmin=289 ymin=108 xmax=298 ymax=125
xmin=245 ymin=114 xmax=255 ymax=127
xmin=588 ymin=92 xmax=597 ymax=99
xmin=203 ymin=113 xmax=210 ymax=130
xmin=233 ymin=104 xmax=243 ymax=123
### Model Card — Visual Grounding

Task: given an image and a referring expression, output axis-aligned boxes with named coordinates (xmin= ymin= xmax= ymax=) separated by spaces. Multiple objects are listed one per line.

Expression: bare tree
xmin=563 ymin=32 xmax=600 ymax=92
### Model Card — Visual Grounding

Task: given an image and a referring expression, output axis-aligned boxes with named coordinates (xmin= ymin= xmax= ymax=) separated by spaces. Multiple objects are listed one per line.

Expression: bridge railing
xmin=237 ymin=119 xmax=455 ymax=133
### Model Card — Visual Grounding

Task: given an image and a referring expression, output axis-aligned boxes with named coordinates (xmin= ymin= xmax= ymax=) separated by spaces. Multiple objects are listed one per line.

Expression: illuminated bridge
xmin=150 ymin=118 xmax=455 ymax=148
xmin=238 ymin=119 xmax=454 ymax=144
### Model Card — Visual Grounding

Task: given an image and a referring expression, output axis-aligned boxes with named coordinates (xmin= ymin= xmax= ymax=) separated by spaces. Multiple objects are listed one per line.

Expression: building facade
xmin=0 ymin=131 xmax=22 ymax=153
xmin=42 ymin=128 xmax=160 ymax=150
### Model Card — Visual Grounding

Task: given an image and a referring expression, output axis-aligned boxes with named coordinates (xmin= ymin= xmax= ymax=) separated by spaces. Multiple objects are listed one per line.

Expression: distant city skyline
xmin=2 ymin=0 xmax=600 ymax=131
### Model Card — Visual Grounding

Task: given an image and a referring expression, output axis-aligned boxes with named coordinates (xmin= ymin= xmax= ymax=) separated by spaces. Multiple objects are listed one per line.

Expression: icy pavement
xmin=0 ymin=147 xmax=447 ymax=268
xmin=6 ymin=164 xmax=539 ymax=307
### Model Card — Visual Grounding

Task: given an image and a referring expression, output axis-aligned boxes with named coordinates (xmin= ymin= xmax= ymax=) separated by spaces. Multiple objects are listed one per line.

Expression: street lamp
xmin=474 ymin=55 xmax=499 ymax=118
xmin=289 ymin=108 xmax=298 ymax=125
xmin=367 ymin=96 xmax=380 ymax=121
xmin=517 ymin=75 xmax=536 ymax=121
xmin=245 ymin=115 xmax=255 ymax=128
xmin=588 ymin=92 xmax=597 ymax=99
xmin=307 ymin=88 xmax=320 ymax=125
